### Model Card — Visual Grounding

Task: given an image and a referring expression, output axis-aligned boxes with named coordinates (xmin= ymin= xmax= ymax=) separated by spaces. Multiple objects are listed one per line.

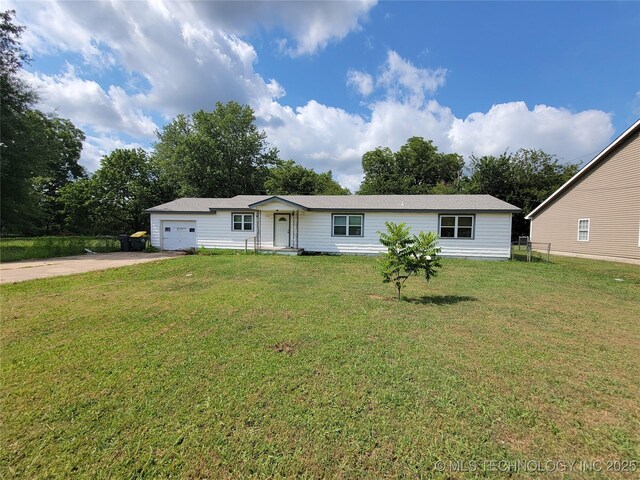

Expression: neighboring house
xmin=146 ymin=194 xmax=520 ymax=259
xmin=525 ymin=119 xmax=640 ymax=265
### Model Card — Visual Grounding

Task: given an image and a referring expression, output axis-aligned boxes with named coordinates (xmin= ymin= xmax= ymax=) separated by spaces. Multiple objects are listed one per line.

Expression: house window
xmin=332 ymin=214 xmax=363 ymax=236
xmin=577 ymin=218 xmax=590 ymax=241
xmin=232 ymin=213 xmax=254 ymax=231
xmin=439 ymin=215 xmax=474 ymax=239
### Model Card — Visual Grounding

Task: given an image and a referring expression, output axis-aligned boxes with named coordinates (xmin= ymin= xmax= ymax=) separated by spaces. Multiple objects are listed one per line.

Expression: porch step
xmin=257 ymin=248 xmax=304 ymax=256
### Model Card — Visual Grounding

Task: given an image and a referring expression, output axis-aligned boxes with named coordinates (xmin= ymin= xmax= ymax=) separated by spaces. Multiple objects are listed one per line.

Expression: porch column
xmin=257 ymin=210 xmax=261 ymax=250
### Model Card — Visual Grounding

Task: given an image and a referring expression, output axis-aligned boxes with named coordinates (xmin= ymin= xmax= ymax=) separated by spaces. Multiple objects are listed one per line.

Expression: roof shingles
xmin=146 ymin=195 xmax=520 ymax=213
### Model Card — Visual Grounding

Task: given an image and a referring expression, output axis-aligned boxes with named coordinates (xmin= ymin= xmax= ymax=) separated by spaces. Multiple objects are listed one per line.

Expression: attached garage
xmin=161 ymin=220 xmax=197 ymax=250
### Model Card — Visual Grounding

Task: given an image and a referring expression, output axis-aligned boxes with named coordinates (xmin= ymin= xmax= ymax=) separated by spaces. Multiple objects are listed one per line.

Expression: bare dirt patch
xmin=271 ymin=341 xmax=298 ymax=355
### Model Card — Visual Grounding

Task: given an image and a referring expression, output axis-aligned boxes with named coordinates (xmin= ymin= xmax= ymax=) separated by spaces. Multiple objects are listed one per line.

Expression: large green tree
xmin=358 ymin=147 xmax=401 ymax=194
xmin=265 ymin=160 xmax=350 ymax=195
xmin=1 ymin=11 xmax=86 ymax=234
xmin=33 ymin=114 xmax=86 ymax=233
xmin=358 ymin=137 xmax=464 ymax=194
xmin=467 ymin=149 xmax=579 ymax=237
xmin=0 ymin=10 xmax=41 ymax=232
xmin=154 ymin=102 xmax=279 ymax=198
xmin=58 ymin=177 xmax=96 ymax=235
xmin=60 ymin=149 xmax=168 ymax=234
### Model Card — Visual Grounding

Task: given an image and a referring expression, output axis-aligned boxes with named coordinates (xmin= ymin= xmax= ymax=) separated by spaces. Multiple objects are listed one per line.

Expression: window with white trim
xmin=577 ymin=218 xmax=590 ymax=241
xmin=332 ymin=214 xmax=363 ymax=236
xmin=232 ymin=213 xmax=254 ymax=231
xmin=439 ymin=215 xmax=474 ymax=239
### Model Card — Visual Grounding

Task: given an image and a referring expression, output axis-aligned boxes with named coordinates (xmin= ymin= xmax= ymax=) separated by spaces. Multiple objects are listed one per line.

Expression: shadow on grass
xmin=404 ymin=295 xmax=477 ymax=305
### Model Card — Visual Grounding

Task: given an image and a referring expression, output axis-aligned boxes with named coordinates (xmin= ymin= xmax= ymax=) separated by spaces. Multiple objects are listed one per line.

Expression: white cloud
xmin=185 ymin=0 xmax=377 ymax=56
xmin=448 ymin=102 xmax=614 ymax=162
xmin=263 ymin=53 xmax=612 ymax=186
xmin=254 ymin=95 xmax=456 ymax=181
xmin=256 ymin=96 xmax=613 ymax=187
xmin=22 ymin=68 xmax=158 ymax=138
xmin=378 ymin=51 xmax=447 ymax=105
xmin=346 ymin=70 xmax=374 ymax=96
xmin=9 ymin=0 xmax=380 ymax=178
xmin=347 ymin=51 xmax=448 ymax=106
xmin=7 ymin=0 xmax=616 ymax=191
xmin=267 ymin=0 xmax=376 ymax=56
xmin=10 ymin=0 xmax=292 ymax=120
xmin=12 ymin=0 xmax=377 ymax=59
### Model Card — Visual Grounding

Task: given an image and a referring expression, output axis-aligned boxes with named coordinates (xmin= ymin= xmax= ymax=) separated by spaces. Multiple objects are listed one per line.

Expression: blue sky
xmin=5 ymin=0 xmax=639 ymax=190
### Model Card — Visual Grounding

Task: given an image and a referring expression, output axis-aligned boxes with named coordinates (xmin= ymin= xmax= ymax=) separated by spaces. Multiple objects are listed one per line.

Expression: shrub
xmin=378 ymin=222 xmax=442 ymax=299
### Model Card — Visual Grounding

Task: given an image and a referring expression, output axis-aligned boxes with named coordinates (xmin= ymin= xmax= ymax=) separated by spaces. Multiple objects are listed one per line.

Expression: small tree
xmin=378 ymin=222 xmax=442 ymax=299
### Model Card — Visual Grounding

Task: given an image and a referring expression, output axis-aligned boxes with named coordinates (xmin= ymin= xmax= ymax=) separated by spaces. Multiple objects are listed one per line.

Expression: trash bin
xmin=130 ymin=237 xmax=147 ymax=252
xmin=118 ymin=234 xmax=131 ymax=252
xmin=129 ymin=231 xmax=147 ymax=252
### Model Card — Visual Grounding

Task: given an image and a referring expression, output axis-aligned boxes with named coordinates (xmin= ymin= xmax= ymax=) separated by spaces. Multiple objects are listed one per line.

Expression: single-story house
xmin=525 ymin=119 xmax=639 ymax=265
xmin=146 ymin=194 xmax=520 ymax=259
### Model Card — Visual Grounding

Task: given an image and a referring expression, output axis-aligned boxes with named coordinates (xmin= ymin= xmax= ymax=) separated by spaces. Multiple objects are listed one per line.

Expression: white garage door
xmin=162 ymin=221 xmax=197 ymax=250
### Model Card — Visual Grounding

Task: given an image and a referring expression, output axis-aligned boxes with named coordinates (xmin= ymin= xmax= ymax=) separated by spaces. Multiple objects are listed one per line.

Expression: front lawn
xmin=1 ymin=255 xmax=639 ymax=477
xmin=0 ymin=236 xmax=120 ymax=262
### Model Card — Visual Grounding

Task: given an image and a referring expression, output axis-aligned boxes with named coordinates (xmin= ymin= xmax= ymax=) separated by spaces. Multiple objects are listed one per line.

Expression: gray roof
xmin=146 ymin=196 xmax=266 ymax=213
xmin=147 ymin=195 xmax=520 ymax=213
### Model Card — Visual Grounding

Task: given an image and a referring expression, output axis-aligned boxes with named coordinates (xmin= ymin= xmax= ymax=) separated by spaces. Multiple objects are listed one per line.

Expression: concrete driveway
xmin=0 ymin=251 xmax=183 ymax=284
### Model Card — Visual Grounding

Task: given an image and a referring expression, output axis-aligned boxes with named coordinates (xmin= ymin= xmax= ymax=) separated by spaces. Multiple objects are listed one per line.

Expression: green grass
xmin=1 ymin=254 xmax=639 ymax=478
xmin=0 ymin=236 xmax=120 ymax=262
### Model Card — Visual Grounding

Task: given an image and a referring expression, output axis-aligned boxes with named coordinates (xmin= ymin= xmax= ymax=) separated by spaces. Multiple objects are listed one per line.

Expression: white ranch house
xmin=146 ymin=195 xmax=520 ymax=259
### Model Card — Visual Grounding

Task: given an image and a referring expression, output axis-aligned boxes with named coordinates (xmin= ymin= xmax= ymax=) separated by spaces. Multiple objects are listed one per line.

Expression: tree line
xmin=0 ymin=11 xmax=347 ymax=236
xmin=358 ymin=138 xmax=578 ymax=237
xmin=1 ymin=11 xmax=578 ymax=238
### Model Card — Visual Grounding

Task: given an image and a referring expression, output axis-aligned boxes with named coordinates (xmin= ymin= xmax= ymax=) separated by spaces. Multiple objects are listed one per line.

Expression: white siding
xmin=151 ymin=210 xmax=513 ymax=258
xmin=150 ymin=212 xmax=260 ymax=250
xmin=297 ymin=211 xmax=512 ymax=258
xmin=260 ymin=211 xmax=275 ymax=248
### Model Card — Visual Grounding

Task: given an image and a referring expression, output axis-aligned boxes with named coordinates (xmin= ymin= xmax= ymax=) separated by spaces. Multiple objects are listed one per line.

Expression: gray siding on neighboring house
xmin=530 ymin=129 xmax=640 ymax=262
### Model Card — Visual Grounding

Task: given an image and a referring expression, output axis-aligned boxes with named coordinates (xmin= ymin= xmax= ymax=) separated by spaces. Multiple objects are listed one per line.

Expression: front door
xmin=274 ymin=214 xmax=290 ymax=247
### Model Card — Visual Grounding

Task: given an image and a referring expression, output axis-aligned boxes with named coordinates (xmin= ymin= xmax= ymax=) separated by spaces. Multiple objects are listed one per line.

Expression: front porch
xmin=249 ymin=196 xmax=305 ymax=252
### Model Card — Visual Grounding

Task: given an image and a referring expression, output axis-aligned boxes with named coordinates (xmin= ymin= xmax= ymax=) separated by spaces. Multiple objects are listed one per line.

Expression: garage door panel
xmin=162 ymin=221 xmax=197 ymax=250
